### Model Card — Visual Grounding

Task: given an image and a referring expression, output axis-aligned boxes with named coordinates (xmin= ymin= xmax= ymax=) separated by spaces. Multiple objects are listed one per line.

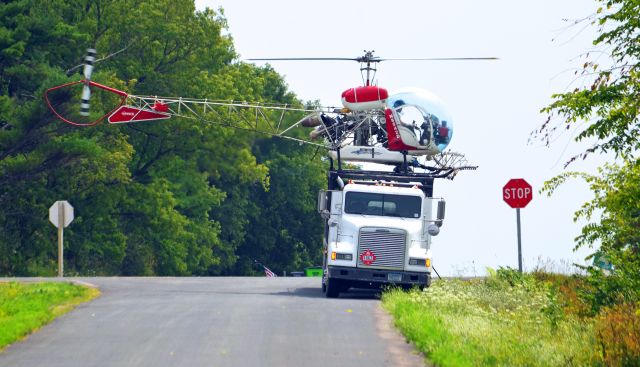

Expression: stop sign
xmin=503 ymin=178 xmax=533 ymax=209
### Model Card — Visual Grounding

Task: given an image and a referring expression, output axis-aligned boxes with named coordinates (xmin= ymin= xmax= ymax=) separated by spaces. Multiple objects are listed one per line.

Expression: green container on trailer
xmin=304 ymin=267 xmax=322 ymax=277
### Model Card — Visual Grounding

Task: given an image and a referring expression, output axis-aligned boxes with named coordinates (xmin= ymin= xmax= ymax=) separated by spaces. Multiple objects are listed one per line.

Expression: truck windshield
xmin=344 ymin=192 xmax=421 ymax=218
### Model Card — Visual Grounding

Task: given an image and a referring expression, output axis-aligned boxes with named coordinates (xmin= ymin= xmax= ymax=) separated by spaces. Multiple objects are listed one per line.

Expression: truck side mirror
xmin=436 ymin=200 xmax=446 ymax=227
xmin=317 ymin=190 xmax=327 ymax=212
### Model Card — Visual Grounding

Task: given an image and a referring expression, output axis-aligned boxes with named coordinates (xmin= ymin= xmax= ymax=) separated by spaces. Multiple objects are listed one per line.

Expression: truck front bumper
xmin=327 ymin=265 xmax=431 ymax=288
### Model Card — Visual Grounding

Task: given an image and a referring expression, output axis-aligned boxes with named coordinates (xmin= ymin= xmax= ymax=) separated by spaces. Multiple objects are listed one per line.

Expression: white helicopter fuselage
xmin=327 ymin=146 xmax=427 ymax=164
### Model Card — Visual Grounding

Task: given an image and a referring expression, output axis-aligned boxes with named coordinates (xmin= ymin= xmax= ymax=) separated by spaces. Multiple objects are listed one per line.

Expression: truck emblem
xmin=359 ymin=250 xmax=377 ymax=265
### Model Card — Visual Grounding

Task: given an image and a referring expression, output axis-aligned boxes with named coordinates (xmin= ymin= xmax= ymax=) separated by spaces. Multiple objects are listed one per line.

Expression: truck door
xmin=319 ymin=190 xmax=343 ymax=270
xmin=327 ymin=191 xmax=343 ymax=249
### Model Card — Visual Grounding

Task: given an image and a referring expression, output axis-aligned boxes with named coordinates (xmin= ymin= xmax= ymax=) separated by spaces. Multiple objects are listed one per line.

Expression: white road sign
xmin=49 ymin=200 xmax=74 ymax=228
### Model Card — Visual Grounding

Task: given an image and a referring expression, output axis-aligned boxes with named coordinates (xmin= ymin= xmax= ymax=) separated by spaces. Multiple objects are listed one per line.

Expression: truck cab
xmin=318 ymin=169 xmax=445 ymax=298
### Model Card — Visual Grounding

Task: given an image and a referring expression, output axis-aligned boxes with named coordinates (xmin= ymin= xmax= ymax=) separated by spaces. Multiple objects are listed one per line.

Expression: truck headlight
xmin=331 ymin=252 xmax=353 ymax=261
xmin=336 ymin=253 xmax=353 ymax=261
xmin=409 ymin=258 xmax=426 ymax=266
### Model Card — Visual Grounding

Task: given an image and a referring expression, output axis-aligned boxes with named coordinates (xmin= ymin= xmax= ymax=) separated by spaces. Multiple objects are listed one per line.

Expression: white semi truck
xmin=318 ymin=168 xmax=445 ymax=298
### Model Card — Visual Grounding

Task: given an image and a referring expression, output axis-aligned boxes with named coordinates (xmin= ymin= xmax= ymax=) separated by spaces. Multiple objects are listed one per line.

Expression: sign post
xmin=502 ymin=179 xmax=532 ymax=272
xmin=49 ymin=201 xmax=74 ymax=277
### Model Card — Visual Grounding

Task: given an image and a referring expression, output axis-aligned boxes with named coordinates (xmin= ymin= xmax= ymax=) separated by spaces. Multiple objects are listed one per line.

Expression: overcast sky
xmin=196 ymin=0 xmax=606 ymax=275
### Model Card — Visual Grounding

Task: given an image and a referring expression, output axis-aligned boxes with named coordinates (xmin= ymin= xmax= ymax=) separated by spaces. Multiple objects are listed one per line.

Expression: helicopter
xmin=249 ymin=51 xmax=495 ymax=166
xmin=45 ymin=49 xmax=495 ymax=178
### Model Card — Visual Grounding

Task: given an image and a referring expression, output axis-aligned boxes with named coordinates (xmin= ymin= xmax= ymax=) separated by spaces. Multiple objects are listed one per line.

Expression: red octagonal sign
xmin=503 ymin=178 xmax=533 ymax=209
xmin=359 ymin=249 xmax=377 ymax=265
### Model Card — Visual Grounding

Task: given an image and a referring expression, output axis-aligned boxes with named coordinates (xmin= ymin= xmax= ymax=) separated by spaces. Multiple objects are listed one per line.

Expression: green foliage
xmin=539 ymin=0 xmax=640 ymax=161
xmin=542 ymin=160 xmax=640 ymax=311
xmin=537 ymin=3 xmax=640 ymax=343
xmin=0 ymin=281 xmax=99 ymax=349
xmin=385 ymin=272 xmax=640 ymax=366
xmin=0 ymin=1 xmax=326 ymax=275
xmin=532 ymin=271 xmax=593 ymax=317
xmin=383 ymin=275 xmax=596 ymax=366
xmin=236 ymin=139 xmax=326 ymax=275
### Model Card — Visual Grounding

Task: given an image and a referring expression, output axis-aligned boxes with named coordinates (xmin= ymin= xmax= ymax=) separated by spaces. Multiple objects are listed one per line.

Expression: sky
xmin=196 ymin=0 xmax=607 ymax=276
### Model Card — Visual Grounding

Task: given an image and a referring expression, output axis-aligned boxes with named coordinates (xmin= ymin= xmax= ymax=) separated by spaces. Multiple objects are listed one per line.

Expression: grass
xmin=0 ymin=281 xmax=99 ymax=350
xmin=383 ymin=269 xmax=596 ymax=366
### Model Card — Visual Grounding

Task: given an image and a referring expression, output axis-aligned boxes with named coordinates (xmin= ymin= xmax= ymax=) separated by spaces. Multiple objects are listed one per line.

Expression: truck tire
xmin=324 ymin=277 xmax=340 ymax=298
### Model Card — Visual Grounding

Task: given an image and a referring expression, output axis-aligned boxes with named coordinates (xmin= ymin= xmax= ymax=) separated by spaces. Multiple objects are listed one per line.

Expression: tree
xmin=539 ymin=0 xmax=640 ymax=309
xmin=0 ymin=0 xmax=319 ymax=276
xmin=236 ymin=139 xmax=326 ymax=275
xmin=538 ymin=0 xmax=640 ymax=162
xmin=542 ymin=160 xmax=640 ymax=310
xmin=0 ymin=0 xmax=136 ymax=274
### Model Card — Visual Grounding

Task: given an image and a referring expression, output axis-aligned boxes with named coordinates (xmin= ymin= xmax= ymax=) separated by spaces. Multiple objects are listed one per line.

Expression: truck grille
xmin=357 ymin=228 xmax=406 ymax=269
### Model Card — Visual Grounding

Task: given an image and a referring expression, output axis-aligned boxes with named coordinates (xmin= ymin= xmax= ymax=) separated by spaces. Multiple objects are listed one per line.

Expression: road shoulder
xmin=375 ymin=303 xmax=431 ymax=367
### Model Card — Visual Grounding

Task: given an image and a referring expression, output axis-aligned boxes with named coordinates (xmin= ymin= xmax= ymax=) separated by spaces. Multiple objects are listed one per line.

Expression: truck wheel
xmin=325 ymin=277 xmax=340 ymax=298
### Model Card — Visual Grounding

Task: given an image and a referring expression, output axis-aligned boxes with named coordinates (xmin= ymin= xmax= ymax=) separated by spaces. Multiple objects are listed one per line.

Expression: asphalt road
xmin=0 ymin=277 xmax=424 ymax=367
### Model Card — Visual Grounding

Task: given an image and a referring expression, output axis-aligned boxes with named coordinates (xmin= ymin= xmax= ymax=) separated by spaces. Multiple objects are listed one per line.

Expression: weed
xmin=383 ymin=271 xmax=595 ymax=366
xmin=593 ymin=302 xmax=640 ymax=366
xmin=0 ymin=282 xmax=99 ymax=350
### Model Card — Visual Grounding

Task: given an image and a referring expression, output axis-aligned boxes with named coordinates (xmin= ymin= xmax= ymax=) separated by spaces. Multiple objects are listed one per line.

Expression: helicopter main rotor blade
xmin=377 ymin=57 xmax=499 ymax=61
xmin=248 ymin=56 xmax=498 ymax=62
xmin=248 ymin=57 xmax=360 ymax=61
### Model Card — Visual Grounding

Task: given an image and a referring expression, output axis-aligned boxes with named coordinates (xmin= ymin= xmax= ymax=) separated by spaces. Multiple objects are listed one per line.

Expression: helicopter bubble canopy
xmin=386 ymin=88 xmax=453 ymax=153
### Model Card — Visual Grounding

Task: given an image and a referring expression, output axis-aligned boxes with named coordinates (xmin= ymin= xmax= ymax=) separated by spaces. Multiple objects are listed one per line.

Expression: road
xmin=0 ymin=277 xmax=424 ymax=367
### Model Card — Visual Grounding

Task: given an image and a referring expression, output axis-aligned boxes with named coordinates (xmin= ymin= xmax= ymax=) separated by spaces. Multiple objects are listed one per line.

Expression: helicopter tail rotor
xmin=80 ymin=48 xmax=96 ymax=116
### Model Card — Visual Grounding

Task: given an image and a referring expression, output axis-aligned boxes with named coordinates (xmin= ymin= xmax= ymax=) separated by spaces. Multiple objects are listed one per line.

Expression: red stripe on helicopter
xmin=385 ymin=108 xmax=417 ymax=151
xmin=108 ymin=105 xmax=171 ymax=124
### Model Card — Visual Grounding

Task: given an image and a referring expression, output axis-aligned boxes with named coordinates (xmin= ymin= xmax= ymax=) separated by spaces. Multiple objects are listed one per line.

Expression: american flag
xmin=263 ymin=266 xmax=277 ymax=277
xmin=254 ymin=259 xmax=277 ymax=277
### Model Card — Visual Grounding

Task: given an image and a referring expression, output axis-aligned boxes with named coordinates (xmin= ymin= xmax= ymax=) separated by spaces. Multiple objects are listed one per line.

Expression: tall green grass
xmin=0 ymin=282 xmax=99 ymax=350
xmin=383 ymin=269 xmax=595 ymax=366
